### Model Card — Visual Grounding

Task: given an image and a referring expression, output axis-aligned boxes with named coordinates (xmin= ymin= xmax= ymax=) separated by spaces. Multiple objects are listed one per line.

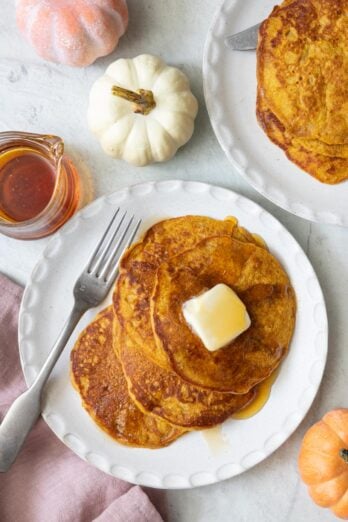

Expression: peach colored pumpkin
xmin=16 ymin=0 xmax=128 ymax=67
xmin=298 ymin=409 xmax=348 ymax=519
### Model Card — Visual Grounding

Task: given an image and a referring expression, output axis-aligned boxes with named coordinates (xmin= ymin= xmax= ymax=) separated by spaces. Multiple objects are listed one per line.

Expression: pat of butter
xmin=182 ymin=284 xmax=251 ymax=351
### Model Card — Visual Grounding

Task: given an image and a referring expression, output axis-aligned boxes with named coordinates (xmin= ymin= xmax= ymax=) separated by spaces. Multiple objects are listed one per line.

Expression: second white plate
xmin=203 ymin=0 xmax=348 ymax=226
xmin=19 ymin=180 xmax=327 ymax=489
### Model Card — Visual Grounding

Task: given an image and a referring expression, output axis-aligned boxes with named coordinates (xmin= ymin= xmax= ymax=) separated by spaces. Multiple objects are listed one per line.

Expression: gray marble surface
xmin=0 ymin=1 xmax=345 ymax=521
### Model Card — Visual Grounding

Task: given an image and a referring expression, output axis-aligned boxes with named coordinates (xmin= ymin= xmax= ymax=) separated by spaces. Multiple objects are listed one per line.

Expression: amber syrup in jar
xmin=0 ymin=147 xmax=56 ymax=222
xmin=0 ymin=132 xmax=81 ymax=239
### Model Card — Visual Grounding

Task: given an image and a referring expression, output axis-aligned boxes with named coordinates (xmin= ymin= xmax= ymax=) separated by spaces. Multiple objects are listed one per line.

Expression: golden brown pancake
xmin=70 ymin=307 xmax=185 ymax=448
xmin=257 ymin=92 xmax=348 ymax=183
xmin=112 ymin=216 xmax=260 ymax=427
xmin=152 ymin=236 xmax=296 ymax=393
xmin=113 ymin=313 xmax=256 ymax=428
xmin=114 ymin=216 xmax=258 ymax=368
xmin=257 ymin=0 xmax=348 ymax=183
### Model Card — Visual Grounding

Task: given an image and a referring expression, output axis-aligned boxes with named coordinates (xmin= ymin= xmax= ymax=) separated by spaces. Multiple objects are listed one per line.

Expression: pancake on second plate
xmin=257 ymin=0 xmax=348 ymax=183
xmin=152 ymin=236 xmax=296 ymax=393
xmin=257 ymin=93 xmax=348 ymax=184
xmin=113 ymin=216 xmax=260 ymax=427
xmin=70 ymin=307 xmax=185 ymax=448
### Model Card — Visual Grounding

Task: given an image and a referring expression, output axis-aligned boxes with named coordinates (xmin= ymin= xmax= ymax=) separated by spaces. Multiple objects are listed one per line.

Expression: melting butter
xmin=182 ymin=283 xmax=251 ymax=351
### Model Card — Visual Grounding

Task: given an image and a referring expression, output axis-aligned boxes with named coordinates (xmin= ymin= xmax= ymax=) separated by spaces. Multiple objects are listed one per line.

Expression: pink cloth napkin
xmin=0 ymin=273 xmax=164 ymax=522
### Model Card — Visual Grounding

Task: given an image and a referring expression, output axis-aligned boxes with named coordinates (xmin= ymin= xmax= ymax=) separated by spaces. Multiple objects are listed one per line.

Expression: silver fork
xmin=0 ymin=208 xmax=141 ymax=472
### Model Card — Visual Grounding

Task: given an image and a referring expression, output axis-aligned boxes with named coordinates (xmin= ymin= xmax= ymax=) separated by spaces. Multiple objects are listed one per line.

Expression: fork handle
xmin=0 ymin=304 xmax=84 ymax=472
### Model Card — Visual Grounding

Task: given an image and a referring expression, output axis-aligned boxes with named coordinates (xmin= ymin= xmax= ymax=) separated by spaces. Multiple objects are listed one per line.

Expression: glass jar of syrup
xmin=0 ymin=131 xmax=80 ymax=239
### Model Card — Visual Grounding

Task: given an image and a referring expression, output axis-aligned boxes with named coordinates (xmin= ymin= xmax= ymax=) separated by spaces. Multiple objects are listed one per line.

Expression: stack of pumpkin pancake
xmin=257 ymin=0 xmax=348 ymax=184
xmin=71 ymin=216 xmax=296 ymax=448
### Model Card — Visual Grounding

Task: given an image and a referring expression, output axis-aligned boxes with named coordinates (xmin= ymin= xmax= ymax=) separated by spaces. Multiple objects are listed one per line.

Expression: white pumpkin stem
xmin=111 ymin=86 xmax=156 ymax=115
xmin=340 ymin=449 xmax=348 ymax=463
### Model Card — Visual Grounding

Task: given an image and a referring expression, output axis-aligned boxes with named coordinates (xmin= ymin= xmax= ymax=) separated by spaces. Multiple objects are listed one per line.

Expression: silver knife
xmin=224 ymin=23 xmax=261 ymax=51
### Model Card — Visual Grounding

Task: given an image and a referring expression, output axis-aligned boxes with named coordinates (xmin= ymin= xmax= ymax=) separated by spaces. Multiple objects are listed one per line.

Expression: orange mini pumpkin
xmin=16 ymin=0 xmax=128 ymax=67
xmin=299 ymin=409 xmax=348 ymax=519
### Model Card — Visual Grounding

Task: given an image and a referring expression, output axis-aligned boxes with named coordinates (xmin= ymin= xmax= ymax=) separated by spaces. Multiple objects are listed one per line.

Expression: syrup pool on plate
xmin=203 ymin=371 xmax=279 ymax=453
xmin=232 ymin=370 xmax=279 ymax=420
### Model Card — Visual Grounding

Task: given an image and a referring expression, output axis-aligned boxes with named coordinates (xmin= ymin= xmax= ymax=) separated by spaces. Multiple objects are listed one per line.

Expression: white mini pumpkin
xmin=87 ymin=54 xmax=198 ymax=166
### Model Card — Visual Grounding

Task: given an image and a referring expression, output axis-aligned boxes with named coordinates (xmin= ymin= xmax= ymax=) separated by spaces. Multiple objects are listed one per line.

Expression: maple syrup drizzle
xmin=202 ymin=225 xmax=273 ymax=447
xmin=0 ymin=147 xmax=56 ymax=222
xmin=202 ymin=370 xmax=279 ymax=453
xmin=232 ymin=369 xmax=279 ymax=420
xmin=202 ymin=425 xmax=231 ymax=454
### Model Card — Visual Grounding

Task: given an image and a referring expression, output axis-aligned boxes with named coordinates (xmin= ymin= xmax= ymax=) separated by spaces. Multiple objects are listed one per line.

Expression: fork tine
xmin=86 ymin=207 xmax=120 ymax=272
xmin=107 ymin=218 xmax=142 ymax=283
xmin=91 ymin=210 xmax=127 ymax=275
xmin=100 ymin=217 xmax=142 ymax=282
xmin=98 ymin=214 xmax=134 ymax=280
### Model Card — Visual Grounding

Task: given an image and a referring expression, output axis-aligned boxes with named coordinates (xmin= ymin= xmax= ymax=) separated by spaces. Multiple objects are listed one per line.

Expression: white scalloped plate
xmin=203 ymin=0 xmax=348 ymax=226
xmin=19 ymin=180 xmax=327 ymax=489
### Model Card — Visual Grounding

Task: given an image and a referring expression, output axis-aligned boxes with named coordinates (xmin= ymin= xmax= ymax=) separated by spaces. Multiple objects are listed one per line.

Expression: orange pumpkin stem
xmin=340 ymin=448 xmax=348 ymax=463
xmin=111 ymin=86 xmax=156 ymax=115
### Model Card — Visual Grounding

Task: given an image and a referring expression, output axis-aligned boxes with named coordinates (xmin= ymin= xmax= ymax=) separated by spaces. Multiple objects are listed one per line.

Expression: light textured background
xmin=0 ymin=2 xmax=346 ymax=521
